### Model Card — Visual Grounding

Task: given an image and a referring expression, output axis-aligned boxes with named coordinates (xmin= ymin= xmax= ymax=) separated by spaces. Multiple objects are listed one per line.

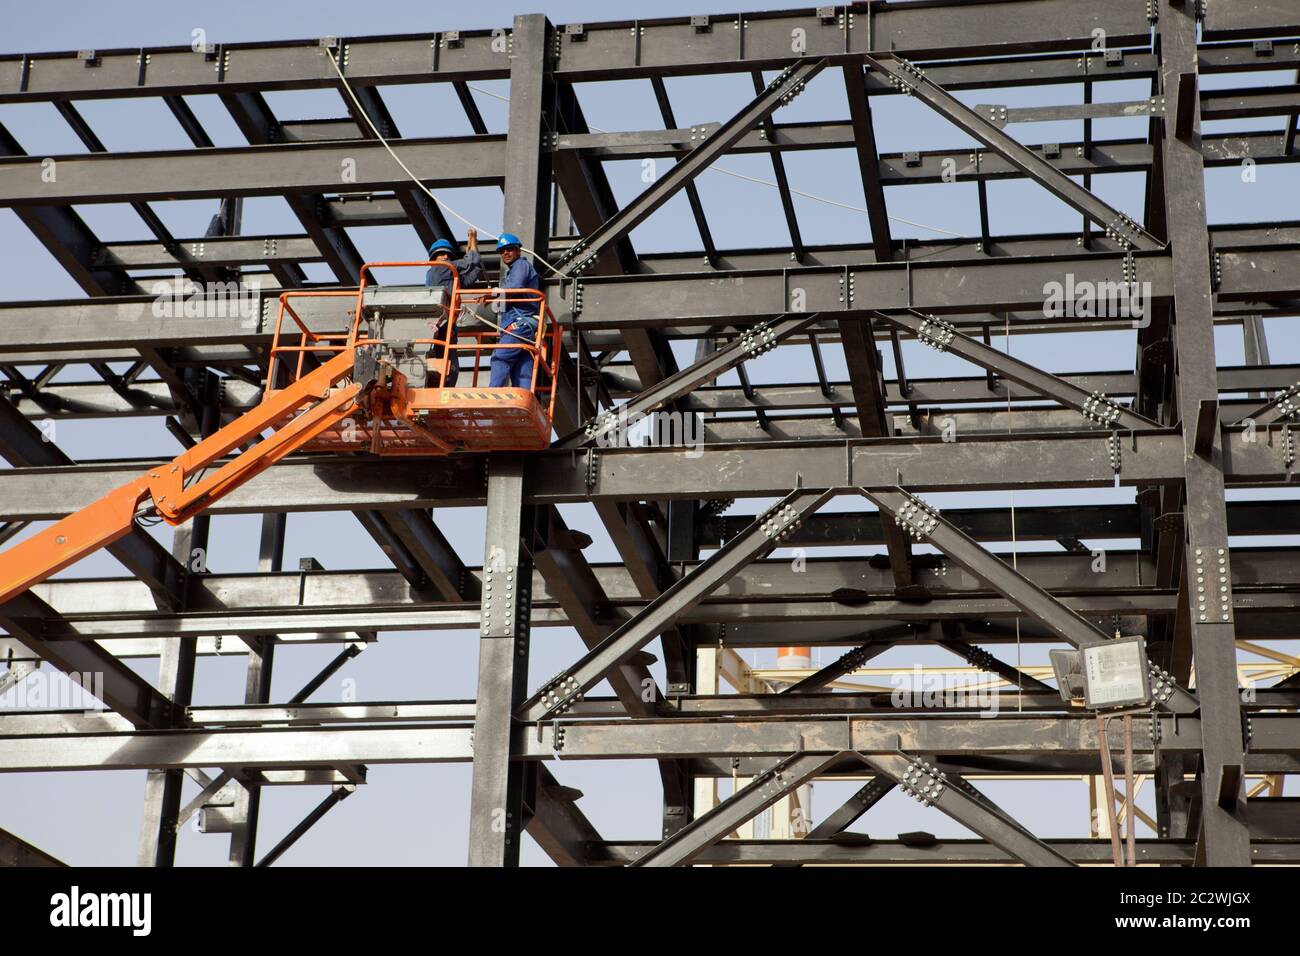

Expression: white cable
xmin=467 ymin=83 xmax=968 ymax=240
xmin=696 ymin=165 xmax=968 ymax=239
xmin=325 ymin=50 xmax=570 ymax=277
xmin=332 ymin=56 xmax=966 ymax=261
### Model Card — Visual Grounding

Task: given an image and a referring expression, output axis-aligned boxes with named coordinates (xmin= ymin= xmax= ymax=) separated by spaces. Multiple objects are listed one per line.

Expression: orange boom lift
xmin=0 ymin=262 xmax=562 ymax=605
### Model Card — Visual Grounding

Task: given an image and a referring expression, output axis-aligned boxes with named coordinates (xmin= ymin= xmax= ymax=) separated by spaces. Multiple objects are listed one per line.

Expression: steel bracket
xmin=699 ymin=497 xmax=734 ymax=518
xmin=1192 ymin=545 xmax=1232 ymax=624
xmin=1277 ymin=383 xmax=1300 ymax=420
xmin=537 ymin=673 xmax=584 ymax=717
xmin=739 ymin=320 xmax=777 ymax=358
xmin=916 ymin=314 xmax=957 ymax=352
xmin=1149 ymin=662 xmax=1177 ymax=705
xmin=1081 ymin=391 xmax=1124 ymax=428
xmin=893 ymin=492 xmax=940 ymax=543
xmin=1105 ymin=214 xmax=1142 ymax=250
xmin=898 ymin=754 xmax=947 ymax=807
xmin=582 ymin=407 xmax=617 ymax=443
xmin=760 ymin=500 xmax=803 ymax=543
xmin=1106 ymin=432 xmax=1122 ymax=475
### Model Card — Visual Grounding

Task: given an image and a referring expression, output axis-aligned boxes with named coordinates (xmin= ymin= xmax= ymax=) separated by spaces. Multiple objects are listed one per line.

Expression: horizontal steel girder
xmin=10 ymin=240 xmax=1300 ymax=354
xmin=0 ymin=430 xmax=1210 ymax=520
xmin=2 ymin=714 xmax=1296 ymax=771
xmin=0 ymin=137 xmax=502 ymax=206
xmin=595 ymin=840 xmax=1300 ymax=866
xmin=0 ymin=1 xmax=1163 ymax=103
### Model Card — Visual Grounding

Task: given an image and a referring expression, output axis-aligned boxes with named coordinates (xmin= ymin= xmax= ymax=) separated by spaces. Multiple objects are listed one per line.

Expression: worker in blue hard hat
xmin=489 ymin=232 xmax=542 ymax=389
xmin=423 ymin=228 xmax=481 ymax=386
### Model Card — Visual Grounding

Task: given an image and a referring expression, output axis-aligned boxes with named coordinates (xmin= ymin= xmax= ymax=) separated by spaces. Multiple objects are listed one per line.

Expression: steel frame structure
xmin=2 ymin=0 xmax=1300 ymax=867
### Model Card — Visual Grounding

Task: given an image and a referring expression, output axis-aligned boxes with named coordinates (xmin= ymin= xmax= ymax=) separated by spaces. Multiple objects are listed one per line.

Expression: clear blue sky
xmin=1 ymin=2 xmax=1298 ymax=865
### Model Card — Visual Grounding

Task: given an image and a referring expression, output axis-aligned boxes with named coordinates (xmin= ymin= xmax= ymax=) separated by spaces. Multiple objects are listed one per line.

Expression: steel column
xmin=1158 ymin=0 xmax=1252 ymax=865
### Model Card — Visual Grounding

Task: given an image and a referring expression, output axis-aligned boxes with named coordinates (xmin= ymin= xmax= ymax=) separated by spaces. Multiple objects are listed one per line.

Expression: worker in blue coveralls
xmin=489 ymin=232 xmax=542 ymax=389
xmin=423 ymin=228 xmax=482 ymax=387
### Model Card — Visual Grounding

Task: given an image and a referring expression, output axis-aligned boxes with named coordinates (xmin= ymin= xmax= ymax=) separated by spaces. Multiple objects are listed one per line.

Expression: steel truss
xmin=1 ymin=0 xmax=1299 ymax=867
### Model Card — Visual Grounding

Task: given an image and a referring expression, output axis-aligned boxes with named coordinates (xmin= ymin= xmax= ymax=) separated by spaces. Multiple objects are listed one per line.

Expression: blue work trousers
xmin=489 ymin=317 xmax=537 ymax=388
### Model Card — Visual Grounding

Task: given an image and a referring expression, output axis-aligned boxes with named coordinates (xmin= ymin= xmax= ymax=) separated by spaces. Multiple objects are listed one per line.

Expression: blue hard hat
xmin=496 ymin=232 xmax=522 ymax=251
xmin=428 ymin=238 xmax=454 ymax=255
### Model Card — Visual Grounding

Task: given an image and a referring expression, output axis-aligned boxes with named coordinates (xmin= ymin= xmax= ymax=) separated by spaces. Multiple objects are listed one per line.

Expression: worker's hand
xmin=466 ymin=228 xmax=478 ymax=251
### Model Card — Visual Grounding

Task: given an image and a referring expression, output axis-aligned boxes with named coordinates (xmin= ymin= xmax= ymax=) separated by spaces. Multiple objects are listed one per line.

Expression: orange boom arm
xmin=0 ymin=349 xmax=360 ymax=606
xmin=0 ymin=260 xmax=564 ymax=607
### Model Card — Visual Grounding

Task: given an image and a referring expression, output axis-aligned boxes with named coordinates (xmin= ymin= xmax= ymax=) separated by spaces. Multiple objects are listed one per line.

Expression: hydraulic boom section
xmin=0 ymin=261 xmax=562 ymax=606
xmin=0 ymin=348 xmax=361 ymax=606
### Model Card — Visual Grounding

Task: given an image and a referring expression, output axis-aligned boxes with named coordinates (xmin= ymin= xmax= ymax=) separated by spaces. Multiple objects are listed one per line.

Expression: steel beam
xmin=228 ymin=634 xmax=274 ymax=866
xmin=0 ymin=2 xmax=1159 ymax=103
xmin=9 ymin=713 xmax=1287 ymax=771
xmin=865 ymin=54 xmax=1163 ymax=252
xmin=467 ymin=457 xmax=537 ymax=865
xmin=18 ymin=241 xmax=1300 ymax=352
xmin=0 ymin=397 xmax=185 ymax=609
xmin=343 ymin=84 xmax=454 ymax=250
xmin=630 ymin=751 xmax=845 ymax=867
xmin=0 ymin=592 xmax=173 ymax=728
xmin=0 ymin=122 xmax=136 ymax=296
xmin=532 ymin=507 xmax=660 ymax=715
xmin=0 ymin=827 xmax=65 ymax=867
xmin=555 ymin=57 xmax=828 ymax=276
xmin=838 ymin=312 xmax=914 ymax=586
xmin=1158 ymin=1 xmax=1252 ymax=866
xmin=255 ymin=785 xmax=355 ymax=867
xmin=0 ymin=136 xmax=502 ymax=207
xmin=222 ymin=91 xmax=367 ymax=285
xmin=555 ymin=313 xmax=823 ymax=448
xmin=843 ymin=64 xmax=893 ymax=261
xmin=517 ymin=487 xmax=834 ymax=723
xmin=0 ymin=430 xmax=1218 ymax=519
xmin=595 ymin=839 xmax=1232 ymax=866
xmin=523 ymin=765 xmax=604 ymax=867
xmin=859 ymin=487 xmax=1197 ymax=713
xmin=874 ymin=311 xmax=1160 ymax=431
xmin=861 ymin=753 xmax=1074 ymax=867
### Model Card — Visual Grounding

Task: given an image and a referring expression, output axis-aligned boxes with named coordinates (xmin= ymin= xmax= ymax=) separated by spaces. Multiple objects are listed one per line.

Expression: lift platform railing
xmin=0 ymin=259 xmax=565 ymax=605
xmin=265 ymin=261 xmax=561 ymax=425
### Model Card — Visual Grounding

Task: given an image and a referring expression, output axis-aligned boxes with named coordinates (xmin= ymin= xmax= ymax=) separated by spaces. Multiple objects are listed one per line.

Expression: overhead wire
xmin=464 ymin=83 xmax=967 ymax=240
xmin=324 ymin=49 xmax=570 ymax=278
xmin=327 ymin=55 xmax=967 ymax=261
xmin=328 ymin=55 xmax=967 ymax=264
